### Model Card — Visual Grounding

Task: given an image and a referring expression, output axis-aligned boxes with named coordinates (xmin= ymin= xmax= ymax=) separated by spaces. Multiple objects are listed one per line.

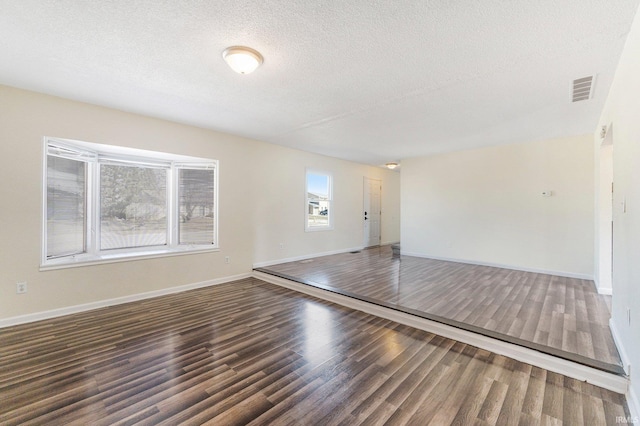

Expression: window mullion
xmin=167 ymin=166 xmax=176 ymax=247
xmin=87 ymin=161 xmax=99 ymax=256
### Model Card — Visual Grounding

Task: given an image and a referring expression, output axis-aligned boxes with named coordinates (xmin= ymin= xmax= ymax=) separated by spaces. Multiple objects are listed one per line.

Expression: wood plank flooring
xmin=0 ymin=278 xmax=629 ymax=425
xmin=257 ymin=246 xmax=623 ymax=373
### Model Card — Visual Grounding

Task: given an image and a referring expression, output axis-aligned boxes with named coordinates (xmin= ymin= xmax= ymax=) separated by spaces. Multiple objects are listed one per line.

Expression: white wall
xmin=0 ymin=85 xmax=400 ymax=321
xmin=596 ymin=3 xmax=640 ymax=417
xmin=595 ymin=140 xmax=613 ymax=294
xmin=401 ymin=135 xmax=595 ymax=277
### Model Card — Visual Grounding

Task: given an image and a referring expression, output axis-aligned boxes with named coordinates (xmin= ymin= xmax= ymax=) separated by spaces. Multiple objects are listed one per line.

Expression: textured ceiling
xmin=1 ymin=0 xmax=638 ymax=166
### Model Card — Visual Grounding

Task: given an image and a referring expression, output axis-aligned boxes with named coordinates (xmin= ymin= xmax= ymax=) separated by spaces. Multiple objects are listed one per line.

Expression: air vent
xmin=572 ymin=76 xmax=594 ymax=102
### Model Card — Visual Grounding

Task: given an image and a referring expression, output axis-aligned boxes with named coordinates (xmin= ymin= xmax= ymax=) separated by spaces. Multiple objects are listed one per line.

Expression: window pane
xmin=179 ymin=168 xmax=215 ymax=245
xmin=47 ymin=156 xmax=86 ymax=257
xmin=307 ymin=173 xmax=330 ymax=199
xmin=100 ymin=164 xmax=167 ymax=250
xmin=307 ymin=172 xmax=331 ymax=229
xmin=307 ymin=201 xmax=330 ymax=227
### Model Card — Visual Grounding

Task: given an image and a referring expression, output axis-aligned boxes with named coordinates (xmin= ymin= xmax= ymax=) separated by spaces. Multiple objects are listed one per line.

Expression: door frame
xmin=363 ymin=177 xmax=382 ymax=248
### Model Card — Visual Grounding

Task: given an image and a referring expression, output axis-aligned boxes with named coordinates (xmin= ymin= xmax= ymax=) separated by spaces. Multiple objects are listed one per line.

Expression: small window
xmin=42 ymin=138 xmax=218 ymax=268
xmin=306 ymin=171 xmax=332 ymax=231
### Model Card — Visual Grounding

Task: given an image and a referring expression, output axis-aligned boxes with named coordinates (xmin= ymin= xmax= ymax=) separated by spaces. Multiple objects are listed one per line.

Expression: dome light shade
xmin=385 ymin=162 xmax=398 ymax=169
xmin=222 ymin=46 xmax=263 ymax=74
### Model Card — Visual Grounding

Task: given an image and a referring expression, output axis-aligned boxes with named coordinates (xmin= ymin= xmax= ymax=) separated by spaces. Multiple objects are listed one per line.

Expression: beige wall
xmin=401 ymin=135 xmax=595 ymax=277
xmin=250 ymin=142 xmax=400 ymax=265
xmin=596 ymin=3 xmax=640 ymax=415
xmin=0 ymin=85 xmax=400 ymax=320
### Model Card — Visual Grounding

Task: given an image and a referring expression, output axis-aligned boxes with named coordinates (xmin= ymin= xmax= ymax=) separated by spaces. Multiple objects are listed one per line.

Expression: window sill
xmin=40 ymin=246 xmax=219 ymax=271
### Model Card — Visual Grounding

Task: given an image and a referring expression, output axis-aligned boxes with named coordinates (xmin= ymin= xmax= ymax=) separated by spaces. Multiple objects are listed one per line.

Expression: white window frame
xmin=305 ymin=169 xmax=333 ymax=232
xmin=41 ymin=137 xmax=219 ymax=270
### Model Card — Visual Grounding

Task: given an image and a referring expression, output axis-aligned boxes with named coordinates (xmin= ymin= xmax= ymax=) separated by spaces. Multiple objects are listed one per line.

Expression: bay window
xmin=43 ymin=138 xmax=218 ymax=268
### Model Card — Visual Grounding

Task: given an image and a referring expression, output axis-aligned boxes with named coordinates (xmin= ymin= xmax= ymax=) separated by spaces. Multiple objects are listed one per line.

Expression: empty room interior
xmin=1 ymin=1 xmax=640 ymax=424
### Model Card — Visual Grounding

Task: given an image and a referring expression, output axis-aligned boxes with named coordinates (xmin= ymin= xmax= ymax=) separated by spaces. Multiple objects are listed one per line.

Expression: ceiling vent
xmin=572 ymin=76 xmax=594 ymax=102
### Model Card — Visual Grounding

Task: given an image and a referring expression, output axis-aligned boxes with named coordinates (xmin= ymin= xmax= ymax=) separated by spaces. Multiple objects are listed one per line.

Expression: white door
xmin=363 ymin=177 xmax=381 ymax=247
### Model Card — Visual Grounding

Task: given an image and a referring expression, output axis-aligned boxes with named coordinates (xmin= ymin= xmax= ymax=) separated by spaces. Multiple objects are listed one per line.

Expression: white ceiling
xmin=1 ymin=0 xmax=638 ymax=166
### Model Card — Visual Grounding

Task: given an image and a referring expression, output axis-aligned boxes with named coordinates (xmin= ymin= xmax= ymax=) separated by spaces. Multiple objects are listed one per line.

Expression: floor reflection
xmin=256 ymin=245 xmax=623 ymax=374
xmin=301 ymin=301 xmax=336 ymax=365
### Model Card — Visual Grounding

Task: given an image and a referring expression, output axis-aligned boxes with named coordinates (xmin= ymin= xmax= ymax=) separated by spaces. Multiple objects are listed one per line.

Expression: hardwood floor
xmin=256 ymin=246 xmax=623 ymax=374
xmin=0 ymin=278 xmax=629 ymax=425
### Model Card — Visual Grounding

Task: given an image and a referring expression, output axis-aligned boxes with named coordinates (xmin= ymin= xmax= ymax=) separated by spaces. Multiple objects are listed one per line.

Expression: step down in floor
xmin=253 ymin=270 xmax=629 ymax=395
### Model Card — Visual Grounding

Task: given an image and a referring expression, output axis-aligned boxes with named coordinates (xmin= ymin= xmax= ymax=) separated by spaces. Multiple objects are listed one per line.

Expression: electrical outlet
xmin=279 ymin=243 xmax=284 ymax=250
xmin=224 ymin=256 xmax=230 ymax=264
xmin=16 ymin=282 xmax=27 ymax=294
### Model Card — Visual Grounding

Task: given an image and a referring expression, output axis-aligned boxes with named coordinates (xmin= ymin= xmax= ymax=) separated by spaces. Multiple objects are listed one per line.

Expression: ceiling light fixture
xmin=385 ymin=162 xmax=398 ymax=170
xmin=222 ymin=46 xmax=263 ymax=74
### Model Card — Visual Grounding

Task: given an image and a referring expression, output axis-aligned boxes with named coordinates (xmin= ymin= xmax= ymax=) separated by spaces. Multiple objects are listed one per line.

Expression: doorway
xmin=597 ymin=125 xmax=613 ymax=294
xmin=363 ymin=177 xmax=381 ymax=247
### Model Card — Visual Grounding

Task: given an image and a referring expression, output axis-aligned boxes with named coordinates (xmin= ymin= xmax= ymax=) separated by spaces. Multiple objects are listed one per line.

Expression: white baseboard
xmin=254 ymin=271 xmax=628 ymax=394
xmin=0 ymin=273 xmax=252 ymax=329
xmin=610 ymin=318 xmax=632 ymax=375
xmin=594 ymin=275 xmax=613 ymax=295
xmin=401 ymin=251 xmax=595 ymax=281
xmin=253 ymin=246 xmax=364 ymax=269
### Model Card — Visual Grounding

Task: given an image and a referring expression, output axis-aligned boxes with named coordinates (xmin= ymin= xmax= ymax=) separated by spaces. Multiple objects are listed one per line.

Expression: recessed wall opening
xmin=598 ymin=124 xmax=614 ymax=295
